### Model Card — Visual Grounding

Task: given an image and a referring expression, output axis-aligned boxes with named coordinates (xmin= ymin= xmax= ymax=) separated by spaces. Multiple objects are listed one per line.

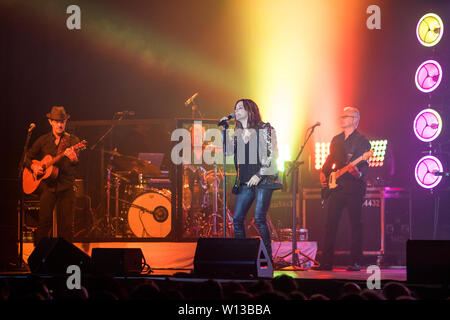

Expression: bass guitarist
xmin=24 ymin=106 xmax=80 ymax=245
xmin=317 ymin=107 xmax=371 ymax=271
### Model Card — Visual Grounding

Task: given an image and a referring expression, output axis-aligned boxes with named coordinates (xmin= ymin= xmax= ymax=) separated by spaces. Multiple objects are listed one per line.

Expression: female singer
xmin=220 ymin=99 xmax=281 ymax=260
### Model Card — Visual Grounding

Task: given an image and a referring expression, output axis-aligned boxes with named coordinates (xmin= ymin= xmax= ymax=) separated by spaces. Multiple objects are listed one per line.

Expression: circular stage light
xmin=416 ymin=13 xmax=444 ymax=47
xmin=413 ymin=108 xmax=443 ymax=142
xmin=415 ymin=60 xmax=442 ymax=93
xmin=415 ymin=155 xmax=443 ymax=189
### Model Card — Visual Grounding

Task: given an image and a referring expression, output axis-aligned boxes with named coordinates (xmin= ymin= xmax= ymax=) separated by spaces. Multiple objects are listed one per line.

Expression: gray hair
xmin=344 ymin=107 xmax=360 ymax=127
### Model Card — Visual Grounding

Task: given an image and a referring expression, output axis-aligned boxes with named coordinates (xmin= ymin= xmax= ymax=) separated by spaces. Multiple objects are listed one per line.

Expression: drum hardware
xmin=102 ymin=149 xmax=165 ymax=238
xmin=114 ymin=173 xmax=120 ymax=236
xmin=110 ymin=195 xmax=155 ymax=237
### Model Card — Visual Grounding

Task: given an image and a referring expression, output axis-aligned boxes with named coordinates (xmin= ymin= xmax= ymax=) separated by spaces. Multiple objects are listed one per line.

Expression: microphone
xmin=309 ymin=122 xmax=321 ymax=129
xmin=184 ymin=92 xmax=199 ymax=106
xmin=218 ymin=113 xmax=235 ymax=126
xmin=28 ymin=123 xmax=36 ymax=133
xmin=430 ymin=123 xmax=439 ymax=130
xmin=434 ymin=171 xmax=450 ymax=177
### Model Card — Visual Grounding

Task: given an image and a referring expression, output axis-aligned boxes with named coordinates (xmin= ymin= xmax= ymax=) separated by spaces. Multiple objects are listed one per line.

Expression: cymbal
xmin=106 ymin=150 xmax=161 ymax=176
xmin=134 ymin=160 xmax=161 ymax=176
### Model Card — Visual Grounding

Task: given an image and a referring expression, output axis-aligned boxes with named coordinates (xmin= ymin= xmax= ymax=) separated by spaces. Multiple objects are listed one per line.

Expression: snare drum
xmin=127 ymin=188 xmax=172 ymax=238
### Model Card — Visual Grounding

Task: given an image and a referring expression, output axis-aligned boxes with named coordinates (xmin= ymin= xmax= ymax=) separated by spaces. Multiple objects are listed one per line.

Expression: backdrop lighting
xmin=416 ymin=13 xmax=444 ymax=47
xmin=415 ymin=60 xmax=443 ymax=93
xmin=314 ymin=140 xmax=387 ymax=170
xmin=315 ymin=142 xmax=330 ymax=170
xmin=414 ymin=155 xmax=443 ymax=189
xmin=413 ymin=108 xmax=443 ymax=142
xmin=369 ymin=139 xmax=388 ymax=167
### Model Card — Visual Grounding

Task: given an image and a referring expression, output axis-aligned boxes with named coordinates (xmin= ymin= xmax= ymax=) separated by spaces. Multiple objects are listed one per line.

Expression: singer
xmin=317 ymin=107 xmax=371 ymax=271
xmin=221 ymin=99 xmax=282 ymax=262
xmin=24 ymin=106 xmax=80 ymax=244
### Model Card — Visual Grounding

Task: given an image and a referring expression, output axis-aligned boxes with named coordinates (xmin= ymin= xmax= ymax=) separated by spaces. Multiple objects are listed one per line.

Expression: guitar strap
xmin=56 ymin=133 xmax=69 ymax=154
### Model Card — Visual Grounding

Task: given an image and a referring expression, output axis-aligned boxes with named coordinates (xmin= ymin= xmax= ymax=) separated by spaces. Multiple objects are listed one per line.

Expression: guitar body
xmin=22 ymin=139 xmax=87 ymax=195
xmin=23 ymin=156 xmax=59 ymax=194
xmin=328 ymin=171 xmax=338 ymax=189
xmin=321 ymin=170 xmax=339 ymax=200
xmin=320 ymin=149 xmax=374 ymax=201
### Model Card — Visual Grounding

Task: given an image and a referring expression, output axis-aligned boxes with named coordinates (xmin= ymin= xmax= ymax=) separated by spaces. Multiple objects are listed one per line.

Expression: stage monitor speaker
xmin=91 ymin=248 xmax=145 ymax=275
xmin=28 ymin=237 xmax=91 ymax=274
xmin=407 ymin=240 xmax=450 ymax=284
xmin=193 ymin=238 xmax=273 ymax=279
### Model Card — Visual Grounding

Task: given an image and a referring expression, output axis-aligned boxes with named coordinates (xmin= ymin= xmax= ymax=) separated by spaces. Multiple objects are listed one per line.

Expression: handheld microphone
xmin=184 ymin=92 xmax=199 ymax=106
xmin=28 ymin=123 xmax=36 ymax=133
xmin=218 ymin=113 xmax=235 ymax=126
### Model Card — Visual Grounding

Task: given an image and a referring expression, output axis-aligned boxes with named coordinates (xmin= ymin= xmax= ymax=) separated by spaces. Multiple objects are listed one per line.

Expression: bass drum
xmin=127 ymin=189 xmax=172 ymax=238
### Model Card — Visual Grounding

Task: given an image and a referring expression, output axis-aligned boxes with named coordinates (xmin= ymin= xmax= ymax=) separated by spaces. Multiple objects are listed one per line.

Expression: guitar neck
xmin=335 ymin=155 xmax=366 ymax=179
xmin=46 ymin=152 xmax=67 ymax=167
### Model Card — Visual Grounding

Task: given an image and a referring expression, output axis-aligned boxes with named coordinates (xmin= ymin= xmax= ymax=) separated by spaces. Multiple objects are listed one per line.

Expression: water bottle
xmin=299 ymin=228 xmax=308 ymax=241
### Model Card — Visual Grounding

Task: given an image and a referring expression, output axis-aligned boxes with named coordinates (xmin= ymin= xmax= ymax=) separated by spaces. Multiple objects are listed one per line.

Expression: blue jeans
xmin=233 ymin=185 xmax=274 ymax=258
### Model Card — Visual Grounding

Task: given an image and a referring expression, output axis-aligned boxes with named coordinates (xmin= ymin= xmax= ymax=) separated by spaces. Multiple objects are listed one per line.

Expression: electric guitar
xmin=321 ymin=149 xmax=374 ymax=200
xmin=22 ymin=140 xmax=87 ymax=194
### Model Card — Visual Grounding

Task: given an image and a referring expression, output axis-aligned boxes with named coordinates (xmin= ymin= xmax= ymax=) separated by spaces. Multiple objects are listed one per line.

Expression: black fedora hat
xmin=46 ymin=106 xmax=70 ymax=120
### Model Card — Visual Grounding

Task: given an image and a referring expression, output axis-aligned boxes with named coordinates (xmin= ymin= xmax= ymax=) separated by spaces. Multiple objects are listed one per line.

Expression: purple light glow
xmin=415 ymin=155 xmax=443 ymax=189
xmin=413 ymin=108 xmax=442 ymax=142
xmin=415 ymin=60 xmax=442 ymax=93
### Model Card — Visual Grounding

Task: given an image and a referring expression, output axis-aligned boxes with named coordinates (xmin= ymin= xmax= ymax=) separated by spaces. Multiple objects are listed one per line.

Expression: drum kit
xmin=182 ymin=164 xmax=234 ymax=238
xmin=94 ymin=147 xmax=233 ymax=239
xmin=101 ymin=149 xmax=173 ymax=238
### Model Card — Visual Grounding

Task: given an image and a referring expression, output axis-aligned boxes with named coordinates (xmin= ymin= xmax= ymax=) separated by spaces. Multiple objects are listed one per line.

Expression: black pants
xmin=321 ymin=188 xmax=364 ymax=266
xmin=35 ymin=188 xmax=75 ymax=245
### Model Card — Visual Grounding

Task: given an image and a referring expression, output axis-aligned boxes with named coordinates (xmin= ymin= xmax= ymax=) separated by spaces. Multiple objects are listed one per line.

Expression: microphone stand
xmin=17 ymin=126 xmax=34 ymax=268
xmin=220 ymin=121 xmax=229 ymax=237
xmin=283 ymin=125 xmax=319 ymax=270
xmin=432 ymin=172 xmax=450 ymax=239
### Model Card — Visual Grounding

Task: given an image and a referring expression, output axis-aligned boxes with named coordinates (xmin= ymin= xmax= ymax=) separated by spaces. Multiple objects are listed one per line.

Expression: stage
xmin=14 ymin=240 xmax=406 ymax=282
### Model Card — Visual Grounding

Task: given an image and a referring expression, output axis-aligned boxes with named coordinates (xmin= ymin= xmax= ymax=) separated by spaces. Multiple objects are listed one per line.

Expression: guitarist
xmin=24 ymin=106 xmax=80 ymax=245
xmin=317 ymin=107 xmax=371 ymax=271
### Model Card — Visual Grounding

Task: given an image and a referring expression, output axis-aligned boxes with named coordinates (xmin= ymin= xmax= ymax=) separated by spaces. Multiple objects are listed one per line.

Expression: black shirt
xmin=322 ymin=129 xmax=371 ymax=194
xmin=25 ymin=131 xmax=80 ymax=192
xmin=238 ymin=140 xmax=261 ymax=184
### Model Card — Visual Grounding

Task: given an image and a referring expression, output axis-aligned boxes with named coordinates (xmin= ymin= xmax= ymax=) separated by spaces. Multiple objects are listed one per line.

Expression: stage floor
xmin=13 ymin=241 xmax=406 ymax=282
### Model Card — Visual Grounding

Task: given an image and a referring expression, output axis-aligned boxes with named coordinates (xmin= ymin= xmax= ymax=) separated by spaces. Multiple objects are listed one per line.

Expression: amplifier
xmin=302 ymin=187 xmax=411 ymax=265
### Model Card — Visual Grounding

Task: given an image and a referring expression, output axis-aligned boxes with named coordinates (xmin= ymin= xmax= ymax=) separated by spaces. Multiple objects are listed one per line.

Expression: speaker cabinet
xmin=28 ymin=237 xmax=91 ymax=274
xmin=303 ymin=187 xmax=411 ymax=265
xmin=407 ymin=240 xmax=450 ymax=284
xmin=193 ymin=238 xmax=273 ymax=278
xmin=91 ymin=248 xmax=145 ymax=275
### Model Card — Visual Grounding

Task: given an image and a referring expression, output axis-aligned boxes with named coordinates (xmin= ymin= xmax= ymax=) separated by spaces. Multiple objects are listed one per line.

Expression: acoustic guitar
xmin=22 ymin=140 xmax=87 ymax=194
xmin=321 ymin=149 xmax=374 ymax=200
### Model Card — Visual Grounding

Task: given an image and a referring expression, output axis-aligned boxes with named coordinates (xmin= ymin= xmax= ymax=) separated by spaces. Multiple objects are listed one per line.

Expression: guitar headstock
xmin=363 ymin=149 xmax=374 ymax=161
xmin=73 ymin=140 xmax=87 ymax=151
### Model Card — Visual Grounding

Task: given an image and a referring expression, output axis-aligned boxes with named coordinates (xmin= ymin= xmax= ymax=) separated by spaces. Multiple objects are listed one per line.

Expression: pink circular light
xmin=415 ymin=60 xmax=442 ymax=93
xmin=413 ymin=108 xmax=442 ymax=142
xmin=415 ymin=155 xmax=443 ymax=189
